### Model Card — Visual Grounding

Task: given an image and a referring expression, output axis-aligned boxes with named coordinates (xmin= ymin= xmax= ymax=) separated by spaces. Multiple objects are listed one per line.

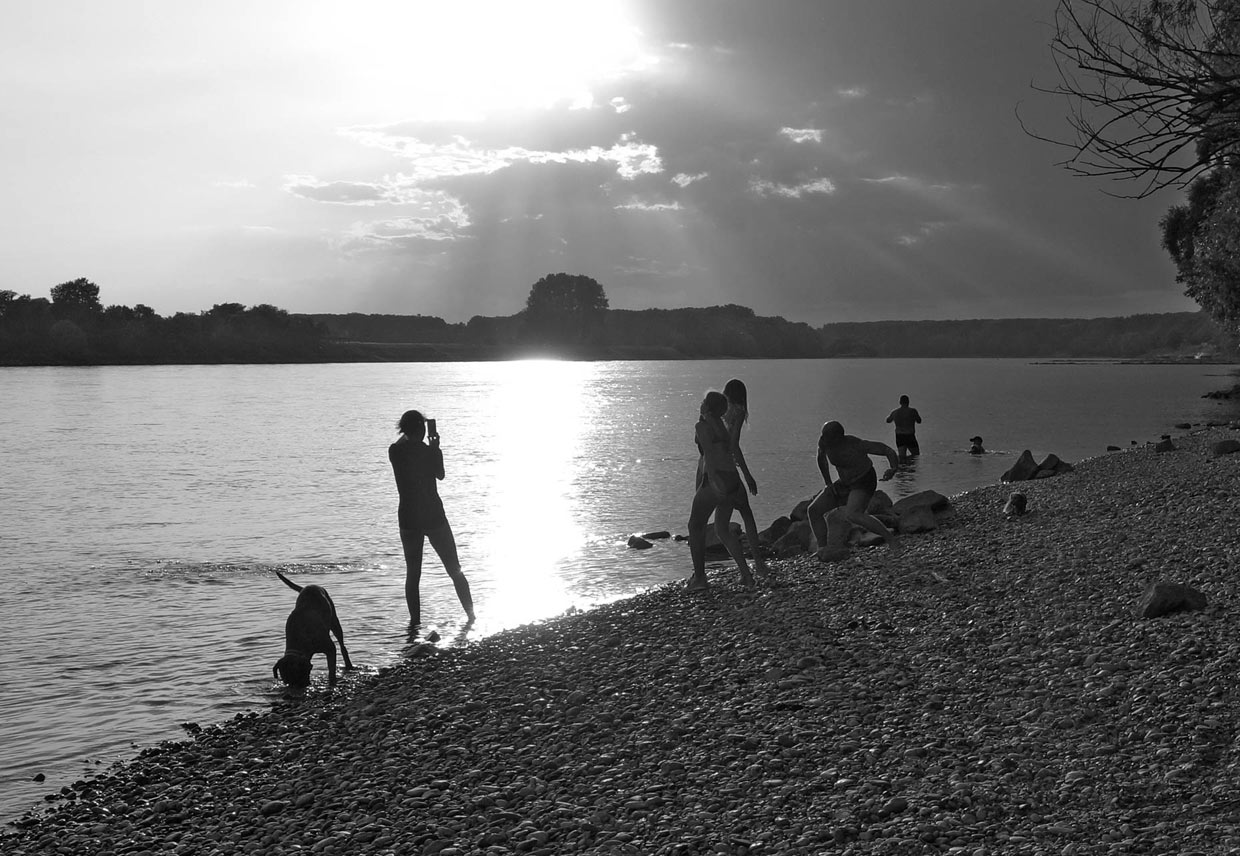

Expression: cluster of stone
xmin=1001 ymin=451 xmax=1075 ymax=483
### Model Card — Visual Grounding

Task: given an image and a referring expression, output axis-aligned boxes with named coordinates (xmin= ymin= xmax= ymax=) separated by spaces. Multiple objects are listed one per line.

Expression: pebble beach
xmin=6 ymin=426 xmax=1240 ymax=855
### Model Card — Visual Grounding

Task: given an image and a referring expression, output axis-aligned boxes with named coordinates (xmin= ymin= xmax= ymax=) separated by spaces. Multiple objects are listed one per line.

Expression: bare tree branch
xmin=1023 ymin=0 xmax=1240 ymax=197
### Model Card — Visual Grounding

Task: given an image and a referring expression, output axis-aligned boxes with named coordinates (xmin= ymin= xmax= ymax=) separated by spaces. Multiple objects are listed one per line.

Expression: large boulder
xmin=1003 ymin=492 xmax=1027 ymax=517
xmin=1036 ymin=454 xmax=1074 ymax=476
xmin=771 ymin=520 xmax=812 ymax=557
xmin=815 ymin=508 xmax=851 ymax=561
xmin=758 ymin=515 xmax=792 ymax=545
xmin=1003 ymin=450 xmax=1073 ymax=481
xmin=891 ymin=490 xmax=949 ymax=516
xmin=867 ymin=490 xmax=894 ymax=516
xmin=1001 ymin=450 xmax=1039 ymax=482
xmin=896 ymin=506 xmax=937 ymax=534
xmin=1138 ymin=581 xmax=1207 ymax=618
xmin=1212 ymin=439 xmax=1240 ymax=456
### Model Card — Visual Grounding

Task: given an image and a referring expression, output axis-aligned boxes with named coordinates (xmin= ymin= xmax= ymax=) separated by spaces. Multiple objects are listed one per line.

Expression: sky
xmin=0 ymin=0 xmax=1205 ymax=325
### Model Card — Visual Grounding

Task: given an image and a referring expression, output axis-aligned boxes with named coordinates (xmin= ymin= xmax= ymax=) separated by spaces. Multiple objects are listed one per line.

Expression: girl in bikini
xmin=720 ymin=378 xmax=772 ymax=576
xmin=686 ymin=390 xmax=754 ymax=590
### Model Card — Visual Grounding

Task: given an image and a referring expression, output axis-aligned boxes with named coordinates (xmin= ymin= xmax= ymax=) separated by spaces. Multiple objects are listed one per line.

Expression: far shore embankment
xmin=6 ymin=425 xmax=1240 ymax=855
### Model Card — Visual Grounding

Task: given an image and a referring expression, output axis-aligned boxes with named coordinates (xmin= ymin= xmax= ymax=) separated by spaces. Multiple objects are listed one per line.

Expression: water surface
xmin=2 ymin=358 xmax=1237 ymax=820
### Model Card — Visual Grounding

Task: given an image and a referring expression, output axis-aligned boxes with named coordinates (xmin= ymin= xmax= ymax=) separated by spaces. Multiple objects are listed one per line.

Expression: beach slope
xmin=6 ymin=428 xmax=1240 ymax=854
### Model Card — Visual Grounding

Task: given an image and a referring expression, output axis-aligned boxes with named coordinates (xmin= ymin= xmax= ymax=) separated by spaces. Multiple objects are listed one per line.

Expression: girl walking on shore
xmin=389 ymin=409 xmax=475 ymax=627
xmin=687 ymin=390 xmax=754 ymax=591
xmin=721 ymin=378 xmax=772 ymax=576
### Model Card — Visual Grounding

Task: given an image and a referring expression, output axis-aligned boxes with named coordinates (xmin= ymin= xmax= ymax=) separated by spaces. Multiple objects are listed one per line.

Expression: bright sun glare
xmin=470 ymin=360 xmax=603 ymax=626
xmin=307 ymin=0 xmax=645 ymax=118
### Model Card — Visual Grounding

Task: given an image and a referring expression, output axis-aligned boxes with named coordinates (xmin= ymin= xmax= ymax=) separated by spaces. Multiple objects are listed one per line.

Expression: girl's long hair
xmin=723 ymin=378 xmax=749 ymax=425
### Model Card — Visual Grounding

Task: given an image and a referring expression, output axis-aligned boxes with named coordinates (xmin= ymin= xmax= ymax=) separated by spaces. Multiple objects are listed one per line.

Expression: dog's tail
xmin=276 ymin=571 xmax=303 ymax=593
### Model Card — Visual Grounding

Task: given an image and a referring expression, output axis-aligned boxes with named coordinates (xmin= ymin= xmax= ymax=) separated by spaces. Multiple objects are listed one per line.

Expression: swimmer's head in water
xmin=820 ymin=420 xmax=845 ymax=444
xmin=701 ymin=390 xmax=728 ymax=418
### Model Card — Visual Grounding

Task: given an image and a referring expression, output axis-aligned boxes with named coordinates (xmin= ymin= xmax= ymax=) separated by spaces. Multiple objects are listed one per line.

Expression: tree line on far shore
xmin=0 ymin=278 xmax=329 ymax=365
xmin=2 ymin=273 xmax=1236 ymax=366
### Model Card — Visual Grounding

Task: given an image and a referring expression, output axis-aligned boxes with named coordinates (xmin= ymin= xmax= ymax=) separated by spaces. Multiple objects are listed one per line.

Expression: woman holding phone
xmin=389 ymin=409 xmax=474 ymax=626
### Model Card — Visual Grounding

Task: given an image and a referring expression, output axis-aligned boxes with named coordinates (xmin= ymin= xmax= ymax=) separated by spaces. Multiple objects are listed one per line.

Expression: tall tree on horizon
xmin=521 ymin=272 xmax=609 ymax=346
xmin=50 ymin=277 xmax=103 ymax=316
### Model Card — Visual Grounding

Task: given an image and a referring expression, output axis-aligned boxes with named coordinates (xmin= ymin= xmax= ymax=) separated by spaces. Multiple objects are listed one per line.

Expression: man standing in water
xmin=807 ymin=421 xmax=900 ymax=559
xmin=885 ymin=394 xmax=922 ymax=462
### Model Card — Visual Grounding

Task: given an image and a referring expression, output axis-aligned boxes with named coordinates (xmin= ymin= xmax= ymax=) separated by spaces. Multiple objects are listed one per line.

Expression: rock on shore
xmin=6 ymin=428 xmax=1240 ymax=855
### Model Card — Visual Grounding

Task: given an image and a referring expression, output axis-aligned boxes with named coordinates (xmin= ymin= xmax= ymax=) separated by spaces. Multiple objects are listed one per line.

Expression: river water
xmin=2 ymin=358 xmax=1237 ymax=820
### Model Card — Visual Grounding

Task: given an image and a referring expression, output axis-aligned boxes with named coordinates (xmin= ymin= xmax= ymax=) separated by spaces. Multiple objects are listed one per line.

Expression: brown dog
xmin=272 ymin=571 xmax=354 ymax=688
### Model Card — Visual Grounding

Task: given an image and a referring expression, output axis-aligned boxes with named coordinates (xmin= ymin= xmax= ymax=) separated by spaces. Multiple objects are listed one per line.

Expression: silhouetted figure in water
xmin=718 ymin=378 xmax=771 ymax=576
xmin=687 ymin=391 xmax=754 ymax=591
xmin=969 ymin=435 xmax=985 ymax=455
xmin=389 ymin=409 xmax=474 ymax=626
xmin=807 ymin=420 xmax=901 ymax=558
xmin=886 ymin=394 xmax=922 ymax=462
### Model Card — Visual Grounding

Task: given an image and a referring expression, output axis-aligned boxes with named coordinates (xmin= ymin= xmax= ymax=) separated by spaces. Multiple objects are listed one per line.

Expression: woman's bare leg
xmin=399 ymin=527 xmax=426 ymax=625
xmin=687 ymin=484 xmax=715 ymax=590
xmin=426 ymin=522 xmax=474 ymax=621
xmin=734 ymin=493 xmax=770 ymax=574
xmin=713 ymin=498 xmax=753 ymax=585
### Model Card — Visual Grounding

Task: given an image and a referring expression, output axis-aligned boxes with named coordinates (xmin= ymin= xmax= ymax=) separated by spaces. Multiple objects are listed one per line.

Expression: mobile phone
xmin=427 ymin=418 xmax=437 ymax=437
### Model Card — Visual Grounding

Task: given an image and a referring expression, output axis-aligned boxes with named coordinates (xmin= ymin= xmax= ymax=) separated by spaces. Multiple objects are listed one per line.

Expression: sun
xmin=302 ymin=0 xmax=648 ymax=119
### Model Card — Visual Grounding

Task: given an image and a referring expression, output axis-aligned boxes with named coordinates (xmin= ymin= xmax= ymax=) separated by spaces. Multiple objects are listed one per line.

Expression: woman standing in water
xmin=687 ymin=391 xmax=754 ymax=591
xmin=389 ymin=409 xmax=474 ymax=626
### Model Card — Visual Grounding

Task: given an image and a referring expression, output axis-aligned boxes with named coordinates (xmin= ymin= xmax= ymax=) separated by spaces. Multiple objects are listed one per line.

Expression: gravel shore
xmin=6 ymin=426 xmax=1240 ymax=855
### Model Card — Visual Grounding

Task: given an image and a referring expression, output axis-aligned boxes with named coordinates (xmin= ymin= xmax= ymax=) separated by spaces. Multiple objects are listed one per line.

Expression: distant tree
xmin=207 ymin=302 xmax=247 ymax=318
xmin=1030 ymin=0 xmax=1240 ymax=197
xmin=522 ymin=273 xmax=609 ymax=345
xmin=50 ymin=277 xmax=103 ymax=314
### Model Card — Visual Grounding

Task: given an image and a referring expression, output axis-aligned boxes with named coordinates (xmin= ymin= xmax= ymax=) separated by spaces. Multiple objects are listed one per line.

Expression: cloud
xmin=340 ymin=123 xmax=664 ymax=183
xmin=615 ymin=200 xmax=684 ymax=212
xmin=672 ymin=172 xmax=708 ymax=187
xmin=780 ymin=128 xmax=823 ymax=144
xmin=749 ymin=176 xmax=836 ymax=198
xmin=344 ymin=213 xmax=472 ymax=248
xmin=894 ymin=221 xmax=949 ymax=247
xmin=284 ymin=177 xmax=386 ymax=205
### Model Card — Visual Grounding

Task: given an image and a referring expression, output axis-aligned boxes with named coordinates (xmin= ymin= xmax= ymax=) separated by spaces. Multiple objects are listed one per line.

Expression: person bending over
xmin=389 ymin=409 xmax=474 ymax=627
xmin=885 ymin=394 xmax=922 ymax=462
xmin=807 ymin=420 xmax=900 ymax=558
xmin=687 ymin=391 xmax=754 ymax=591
